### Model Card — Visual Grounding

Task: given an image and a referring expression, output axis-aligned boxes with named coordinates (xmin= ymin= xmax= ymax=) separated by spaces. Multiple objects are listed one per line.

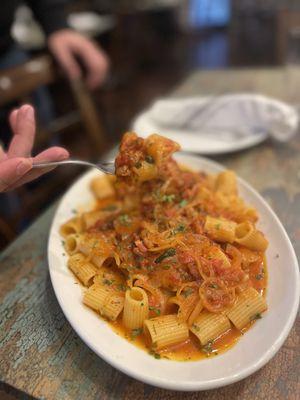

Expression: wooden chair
xmin=276 ymin=9 xmax=300 ymax=64
xmin=0 ymin=54 xmax=106 ymax=150
xmin=0 ymin=54 xmax=107 ymax=247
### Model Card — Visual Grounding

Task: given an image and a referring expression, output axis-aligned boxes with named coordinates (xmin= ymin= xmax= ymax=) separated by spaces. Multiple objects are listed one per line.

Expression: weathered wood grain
xmin=0 ymin=68 xmax=299 ymax=400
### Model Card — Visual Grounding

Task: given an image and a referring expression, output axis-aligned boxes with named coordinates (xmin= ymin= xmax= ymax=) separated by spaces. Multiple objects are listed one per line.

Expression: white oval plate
xmin=132 ymin=113 xmax=267 ymax=155
xmin=48 ymin=154 xmax=299 ymax=391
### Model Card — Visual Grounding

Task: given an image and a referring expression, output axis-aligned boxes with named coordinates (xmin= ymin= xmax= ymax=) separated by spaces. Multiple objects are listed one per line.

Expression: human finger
xmin=9 ymin=147 xmax=70 ymax=188
xmin=8 ymin=105 xmax=36 ymax=158
xmin=75 ymin=41 xmax=109 ymax=89
xmin=33 ymin=146 xmax=69 ymax=162
xmin=0 ymin=144 xmax=6 ymax=160
xmin=9 ymin=108 xmax=18 ymax=133
xmin=52 ymin=42 xmax=81 ymax=81
xmin=0 ymin=157 xmax=32 ymax=192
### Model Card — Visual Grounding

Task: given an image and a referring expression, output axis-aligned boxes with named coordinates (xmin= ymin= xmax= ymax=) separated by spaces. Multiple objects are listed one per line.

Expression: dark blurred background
xmin=1 ymin=0 xmax=300 ymax=249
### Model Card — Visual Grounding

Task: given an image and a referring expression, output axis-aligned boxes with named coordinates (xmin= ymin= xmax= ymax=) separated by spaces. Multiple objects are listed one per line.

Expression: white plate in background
xmin=133 ymin=112 xmax=268 ymax=154
xmin=48 ymin=154 xmax=299 ymax=391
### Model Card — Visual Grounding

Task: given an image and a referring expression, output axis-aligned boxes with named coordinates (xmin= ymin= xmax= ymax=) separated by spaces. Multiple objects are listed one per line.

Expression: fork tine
xmin=98 ymin=162 xmax=115 ymax=174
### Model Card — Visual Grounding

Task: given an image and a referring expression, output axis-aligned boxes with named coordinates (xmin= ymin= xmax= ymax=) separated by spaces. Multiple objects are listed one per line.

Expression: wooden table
xmin=1 ymin=68 xmax=299 ymax=400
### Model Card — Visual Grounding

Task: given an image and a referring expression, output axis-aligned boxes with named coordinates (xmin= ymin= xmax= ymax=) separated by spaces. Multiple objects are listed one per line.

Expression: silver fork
xmin=32 ymin=159 xmax=115 ymax=174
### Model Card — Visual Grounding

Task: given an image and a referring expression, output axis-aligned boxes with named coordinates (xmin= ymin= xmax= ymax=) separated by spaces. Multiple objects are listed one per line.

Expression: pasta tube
xmin=123 ymin=287 xmax=149 ymax=329
xmin=190 ymin=312 xmax=231 ymax=345
xmin=102 ymin=294 xmax=124 ymax=321
xmin=133 ymin=161 xmax=158 ymax=182
xmin=226 ymin=287 xmax=267 ymax=330
xmin=82 ymin=210 xmax=107 ymax=230
xmin=64 ymin=234 xmax=81 ymax=255
xmin=68 ymin=253 xmax=96 ymax=286
xmin=144 ymin=314 xmax=189 ymax=349
xmin=83 ymin=284 xmax=124 ymax=321
xmin=204 ymin=216 xmax=237 ymax=243
xmin=78 ymin=234 xmax=113 ymax=268
xmin=60 ymin=217 xmax=82 ymax=237
xmin=83 ymin=284 xmax=110 ymax=311
xmin=235 ymin=222 xmax=268 ymax=251
xmin=145 ymin=134 xmax=180 ymax=164
xmin=206 ymin=246 xmax=231 ymax=268
xmin=90 ymin=176 xmax=115 ymax=199
xmin=215 ymin=170 xmax=237 ymax=196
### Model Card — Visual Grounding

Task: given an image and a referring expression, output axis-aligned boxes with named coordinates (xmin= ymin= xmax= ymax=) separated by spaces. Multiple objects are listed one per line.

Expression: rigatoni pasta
xmin=83 ymin=284 xmax=124 ymax=321
xmin=215 ymin=170 xmax=237 ymax=196
xmin=235 ymin=222 xmax=268 ymax=251
xmin=190 ymin=312 xmax=231 ymax=345
xmin=60 ymin=217 xmax=82 ymax=237
xmin=64 ymin=234 xmax=81 ymax=255
xmin=90 ymin=175 xmax=115 ymax=199
xmin=144 ymin=315 xmax=189 ymax=349
xmin=226 ymin=287 xmax=267 ymax=330
xmin=123 ymin=287 xmax=149 ymax=329
xmin=61 ymin=132 xmax=269 ymax=361
xmin=83 ymin=284 xmax=111 ymax=311
xmin=68 ymin=253 xmax=96 ymax=286
xmin=101 ymin=294 xmax=124 ymax=321
xmin=204 ymin=216 xmax=237 ymax=243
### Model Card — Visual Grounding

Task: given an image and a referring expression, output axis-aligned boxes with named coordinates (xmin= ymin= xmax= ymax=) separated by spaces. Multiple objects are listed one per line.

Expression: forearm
xmin=25 ymin=0 xmax=70 ymax=36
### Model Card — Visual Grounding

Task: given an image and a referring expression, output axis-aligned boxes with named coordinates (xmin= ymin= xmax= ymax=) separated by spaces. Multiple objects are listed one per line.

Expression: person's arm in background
xmin=26 ymin=0 xmax=109 ymax=89
xmin=0 ymin=105 xmax=69 ymax=192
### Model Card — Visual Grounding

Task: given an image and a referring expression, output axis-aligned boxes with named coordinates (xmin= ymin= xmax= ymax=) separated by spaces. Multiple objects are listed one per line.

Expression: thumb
xmin=0 ymin=158 xmax=32 ymax=192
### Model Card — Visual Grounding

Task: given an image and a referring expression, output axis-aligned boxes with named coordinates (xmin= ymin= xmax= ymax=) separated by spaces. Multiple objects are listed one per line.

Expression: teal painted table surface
xmin=0 ymin=68 xmax=299 ymax=400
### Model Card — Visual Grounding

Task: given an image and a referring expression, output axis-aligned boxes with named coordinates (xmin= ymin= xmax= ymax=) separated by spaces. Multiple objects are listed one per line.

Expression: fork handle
xmin=32 ymin=159 xmax=114 ymax=174
xmin=32 ymin=159 xmax=103 ymax=171
xmin=33 ymin=160 xmax=91 ymax=168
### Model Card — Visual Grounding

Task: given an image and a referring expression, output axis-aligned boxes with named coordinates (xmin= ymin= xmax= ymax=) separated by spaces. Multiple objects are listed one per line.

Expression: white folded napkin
xmin=148 ymin=94 xmax=299 ymax=142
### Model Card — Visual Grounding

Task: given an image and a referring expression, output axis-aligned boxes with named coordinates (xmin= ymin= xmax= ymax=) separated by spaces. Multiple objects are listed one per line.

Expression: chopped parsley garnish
xmin=149 ymin=306 xmax=161 ymax=316
xmin=162 ymin=265 xmax=171 ymax=270
xmin=182 ymin=288 xmax=193 ymax=298
xmin=192 ymin=324 xmax=200 ymax=332
xmin=161 ymin=194 xmax=176 ymax=203
xmin=255 ymin=273 xmax=264 ymax=280
xmin=131 ymin=328 xmax=143 ymax=339
xmin=145 ymin=155 xmax=155 ymax=164
xmin=134 ymin=161 xmax=142 ymax=169
xmin=179 ymin=199 xmax=188 ymax=208
xmin=209 ymin=283 xmax=219 ymax=289
xmin=119 ymin=214 xmax=131 ymax=226
xmin=155 ymin=248 xmax=176 ymax=264
xmin=171 ymin=224 xmax=186 ymax=236
xmin=149 ymin=350 xmax=161 ymax=359
xmin=71 ymin=209 xmax=77 ymax=214
xmin=215 ymin=223 xmax=221 ymax=230
xmin=250 ymin=313 xmax=262 ymax=321
xmin=202 ymin=340 xmax=213 ymax=354
xmin=117 ymin=284 xmax=126 ymax=292
xmin=103 ymin=278 xmax=113 ymax=286
xmin=103 ymin=204 xmax=118 ymax=212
